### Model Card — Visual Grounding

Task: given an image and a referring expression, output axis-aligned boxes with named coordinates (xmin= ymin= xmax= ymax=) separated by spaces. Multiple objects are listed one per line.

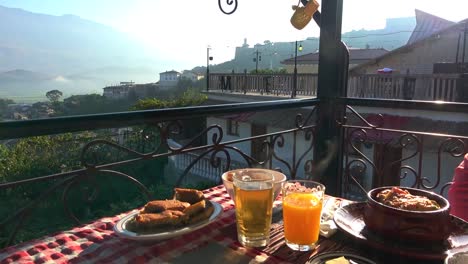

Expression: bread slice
xmin=134 ymin=210 xmax=185 ymax=228
xmin=141 ymin=199 xmax=190 ymax=213
xmin=187 ymin=202 xmax=214 ymax=225
xmin=183 ymin=199 xmax=206 ymax=218
xmin=174 ymin=188 xmax=205 ymax=204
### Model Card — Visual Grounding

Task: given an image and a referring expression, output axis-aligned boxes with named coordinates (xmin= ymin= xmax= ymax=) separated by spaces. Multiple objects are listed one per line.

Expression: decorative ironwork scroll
xmin=218 ymin=0 xmax=238 ymax=15
xmin=0 ymin=107 xmax=318 ymax=247
xmin=342 ymin=105 xmax=468 ymax=198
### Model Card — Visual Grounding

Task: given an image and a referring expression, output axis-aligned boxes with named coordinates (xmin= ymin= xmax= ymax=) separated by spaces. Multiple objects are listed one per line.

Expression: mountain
xmin=0 ymin=5 xmax=161 ymax=101
xmin=0 ymin=69 xmax=51 ymax=81
xmin=342 ymin=17 xmax=417 ymax=50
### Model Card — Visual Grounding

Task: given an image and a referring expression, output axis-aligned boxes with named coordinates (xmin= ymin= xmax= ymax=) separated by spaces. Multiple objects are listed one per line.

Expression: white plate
xmin=113 ymin=201 xmax=223 ymax=241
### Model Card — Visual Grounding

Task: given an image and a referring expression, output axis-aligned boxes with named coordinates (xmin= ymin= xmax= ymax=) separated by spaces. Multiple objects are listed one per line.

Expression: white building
xmin=159 ymin=70 xmax=181 ymax=89
xmin=102 ymin=82 xmax=135 ymax=99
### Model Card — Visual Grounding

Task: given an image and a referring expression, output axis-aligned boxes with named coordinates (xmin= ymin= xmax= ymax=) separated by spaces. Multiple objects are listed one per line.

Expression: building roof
xmin=281 ymin=48 xmax=389 ymax=65
xmin=351 ymin=10 xmax=466 ymax=73
xmin=161 ymin=70 xmax=180 ymax=75
xmin=407 ymin=9 xmax=455 ymax=45
xmin=182 ymin=70 xmax=202 ymax=76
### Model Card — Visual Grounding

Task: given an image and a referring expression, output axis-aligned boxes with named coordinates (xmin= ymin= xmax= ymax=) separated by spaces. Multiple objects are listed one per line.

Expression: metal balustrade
xmin=2 ymin=98 xmax=468 ymax=247
xmin=209 ymin=73 xmax=464 ymax=102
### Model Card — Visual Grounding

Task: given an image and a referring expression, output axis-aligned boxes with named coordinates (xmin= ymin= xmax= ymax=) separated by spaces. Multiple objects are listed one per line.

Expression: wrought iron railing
xmin=2 ymin=97 xmax=468 ymax=248
xmin=341 ymin=98 xmax=468 ymax=200
xmin=0 ymin=99 xmax=318 ymax=247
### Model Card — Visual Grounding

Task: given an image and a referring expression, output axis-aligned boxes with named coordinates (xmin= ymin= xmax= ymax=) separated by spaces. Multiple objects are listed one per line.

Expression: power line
xmin=341 ymin=30 xmax=417 ymax=39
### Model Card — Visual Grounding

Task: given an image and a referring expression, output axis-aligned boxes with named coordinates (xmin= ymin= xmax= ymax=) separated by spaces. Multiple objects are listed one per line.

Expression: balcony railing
xmin=0 ymin=99 xmax=317 ymax=247
xmin=2 ymin=97 xmax=468 ymax=248
xmin=209 ymin=73 xmax=318 ymax=97
xmin=209 ymin=73 xmax=465 ymax=102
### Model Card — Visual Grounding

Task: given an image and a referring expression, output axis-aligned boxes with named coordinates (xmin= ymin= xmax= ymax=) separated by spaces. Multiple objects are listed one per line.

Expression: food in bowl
xmin=363 ymin=186 xmax=451 ymax=242
xmin=375 ymin=187 xmax=441 ymax=211
xmin=222 ymin=168 xmax=287 ymax=200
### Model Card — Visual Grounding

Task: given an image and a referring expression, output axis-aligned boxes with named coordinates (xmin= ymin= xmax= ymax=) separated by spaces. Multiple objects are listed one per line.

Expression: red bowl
xmin=363 ymin=186 xmax=451 ymax=242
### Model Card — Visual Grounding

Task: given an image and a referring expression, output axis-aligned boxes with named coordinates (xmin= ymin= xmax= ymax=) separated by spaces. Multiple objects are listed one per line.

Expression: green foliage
xmin=0 ymin=89 xmax=215 ymax=247
xmin=249 ymin=68 xmax=287 ymax=74
xmin=131 ymin=89 xmax=207 ymax=110
xmin=0 ymin=98 xmax=15 ymax=120
xmin=0 ymin=134 xmax=81 ymax=184
xmin=46 ymin=89 xmax=63 ymax=103
xmin=0 ymin=131 xmax=176 ymax=247
xmin=59 ymin=94 xmax=134 ymax=116
xmin=176 ymin=77 xmax=204 ymax=94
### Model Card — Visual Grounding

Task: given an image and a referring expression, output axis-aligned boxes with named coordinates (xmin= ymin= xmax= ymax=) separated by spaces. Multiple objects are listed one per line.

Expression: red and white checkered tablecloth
xmin=0 ymin=185 xmax=292 ymax=264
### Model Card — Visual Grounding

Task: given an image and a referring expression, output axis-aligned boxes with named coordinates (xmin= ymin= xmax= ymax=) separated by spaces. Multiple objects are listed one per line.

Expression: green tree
xmin=0 ymin=98 xmax=14 ymax=120
xmin=128 ymin=88 xmax=138 ymax=102
xmin=46 ymin=90 xmax=63 ymax=103
xmin=0 ymin=131 xmax=174 ymax=246
xmin=249 ymin=68 xmax=287 ymax=74
xmin=60 ymin=94 xmax=133 ymax=116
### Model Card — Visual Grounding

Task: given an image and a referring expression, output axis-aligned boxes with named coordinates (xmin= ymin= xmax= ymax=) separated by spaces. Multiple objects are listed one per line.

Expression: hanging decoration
xmin=290 ymin=0 xmax=319 ymax=30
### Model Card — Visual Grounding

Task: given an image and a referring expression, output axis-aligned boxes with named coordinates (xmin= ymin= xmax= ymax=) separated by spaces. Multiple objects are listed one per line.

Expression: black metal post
xmin=293 ymin=41 xmax=299 ymax=98
xmin=206 ymin=47 xmax=210 ymax=91
xmin=462 ymin=22 xmax=467 ymax=63
xmin=314 ymin=0 xmax=347 ymax=196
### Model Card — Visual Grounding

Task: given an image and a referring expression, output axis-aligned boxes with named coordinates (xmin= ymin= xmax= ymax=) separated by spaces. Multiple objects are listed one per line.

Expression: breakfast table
xmin=0 ymin=184 xmax=457 ymax=264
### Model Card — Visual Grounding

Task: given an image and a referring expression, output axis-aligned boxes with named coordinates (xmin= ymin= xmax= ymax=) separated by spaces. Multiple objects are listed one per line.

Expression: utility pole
xmin=206 ymin=47 xmax=213 ymax=91
xmin=292 ymin=41 xmax=303 ymax=98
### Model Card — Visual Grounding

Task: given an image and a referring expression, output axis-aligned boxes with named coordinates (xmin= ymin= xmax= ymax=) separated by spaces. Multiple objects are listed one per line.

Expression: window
xmin=227 ymin=119 xmax=239 ymax=136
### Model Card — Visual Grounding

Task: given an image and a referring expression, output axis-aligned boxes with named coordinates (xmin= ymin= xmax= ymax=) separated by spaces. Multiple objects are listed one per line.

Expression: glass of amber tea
xmin=232 ymin=170 xmax=274 ymax=247
xmin=282 ymin=180 xmax=325 ymax=251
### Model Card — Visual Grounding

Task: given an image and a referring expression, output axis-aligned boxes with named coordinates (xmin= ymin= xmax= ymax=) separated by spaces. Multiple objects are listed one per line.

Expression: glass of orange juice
xmin=282 ymin=180 xmax=325 ymax=251
xmin=233 ymin=170 xmax=274 ymax=247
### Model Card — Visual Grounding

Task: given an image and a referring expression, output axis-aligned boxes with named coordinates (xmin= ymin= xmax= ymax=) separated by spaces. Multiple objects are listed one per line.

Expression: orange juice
xmin=283 ymin=192 xmax=322 ymax=245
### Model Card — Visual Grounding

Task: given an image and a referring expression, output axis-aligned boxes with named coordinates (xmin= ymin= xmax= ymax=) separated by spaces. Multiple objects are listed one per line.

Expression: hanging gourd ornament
xmin=290 ymin=0 xmax=319 ymax=30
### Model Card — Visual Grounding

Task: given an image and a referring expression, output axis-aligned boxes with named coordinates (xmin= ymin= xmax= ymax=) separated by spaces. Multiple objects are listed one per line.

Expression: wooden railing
xmin=209 ymin=73 xmax=463 ymax=102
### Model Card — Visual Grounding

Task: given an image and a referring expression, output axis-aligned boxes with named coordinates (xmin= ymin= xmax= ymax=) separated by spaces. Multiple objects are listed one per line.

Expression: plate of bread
xmin=114 ymin=188 xmax=222 ymax=241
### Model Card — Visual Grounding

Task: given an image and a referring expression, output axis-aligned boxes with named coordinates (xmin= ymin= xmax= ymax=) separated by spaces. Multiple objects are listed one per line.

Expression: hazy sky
xmin=1 ymin=0 xmax=467 ymax=71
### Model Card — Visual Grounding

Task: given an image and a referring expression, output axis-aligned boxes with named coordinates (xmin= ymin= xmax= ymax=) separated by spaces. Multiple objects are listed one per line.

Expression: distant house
xmin=103 ymin=81 xmax=160 ymax=100
xmin=103 ymin=82 xmax=135 ymax=99
xmin=350 ymin=9 xmax=464 ymax=75
xmin=159 ymin=70 xmax=181 ymax=89
xmin=281 ymin=48 xmax=389 ymax=74
xmin=180 ymin=70 xmax=203 ymax=82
